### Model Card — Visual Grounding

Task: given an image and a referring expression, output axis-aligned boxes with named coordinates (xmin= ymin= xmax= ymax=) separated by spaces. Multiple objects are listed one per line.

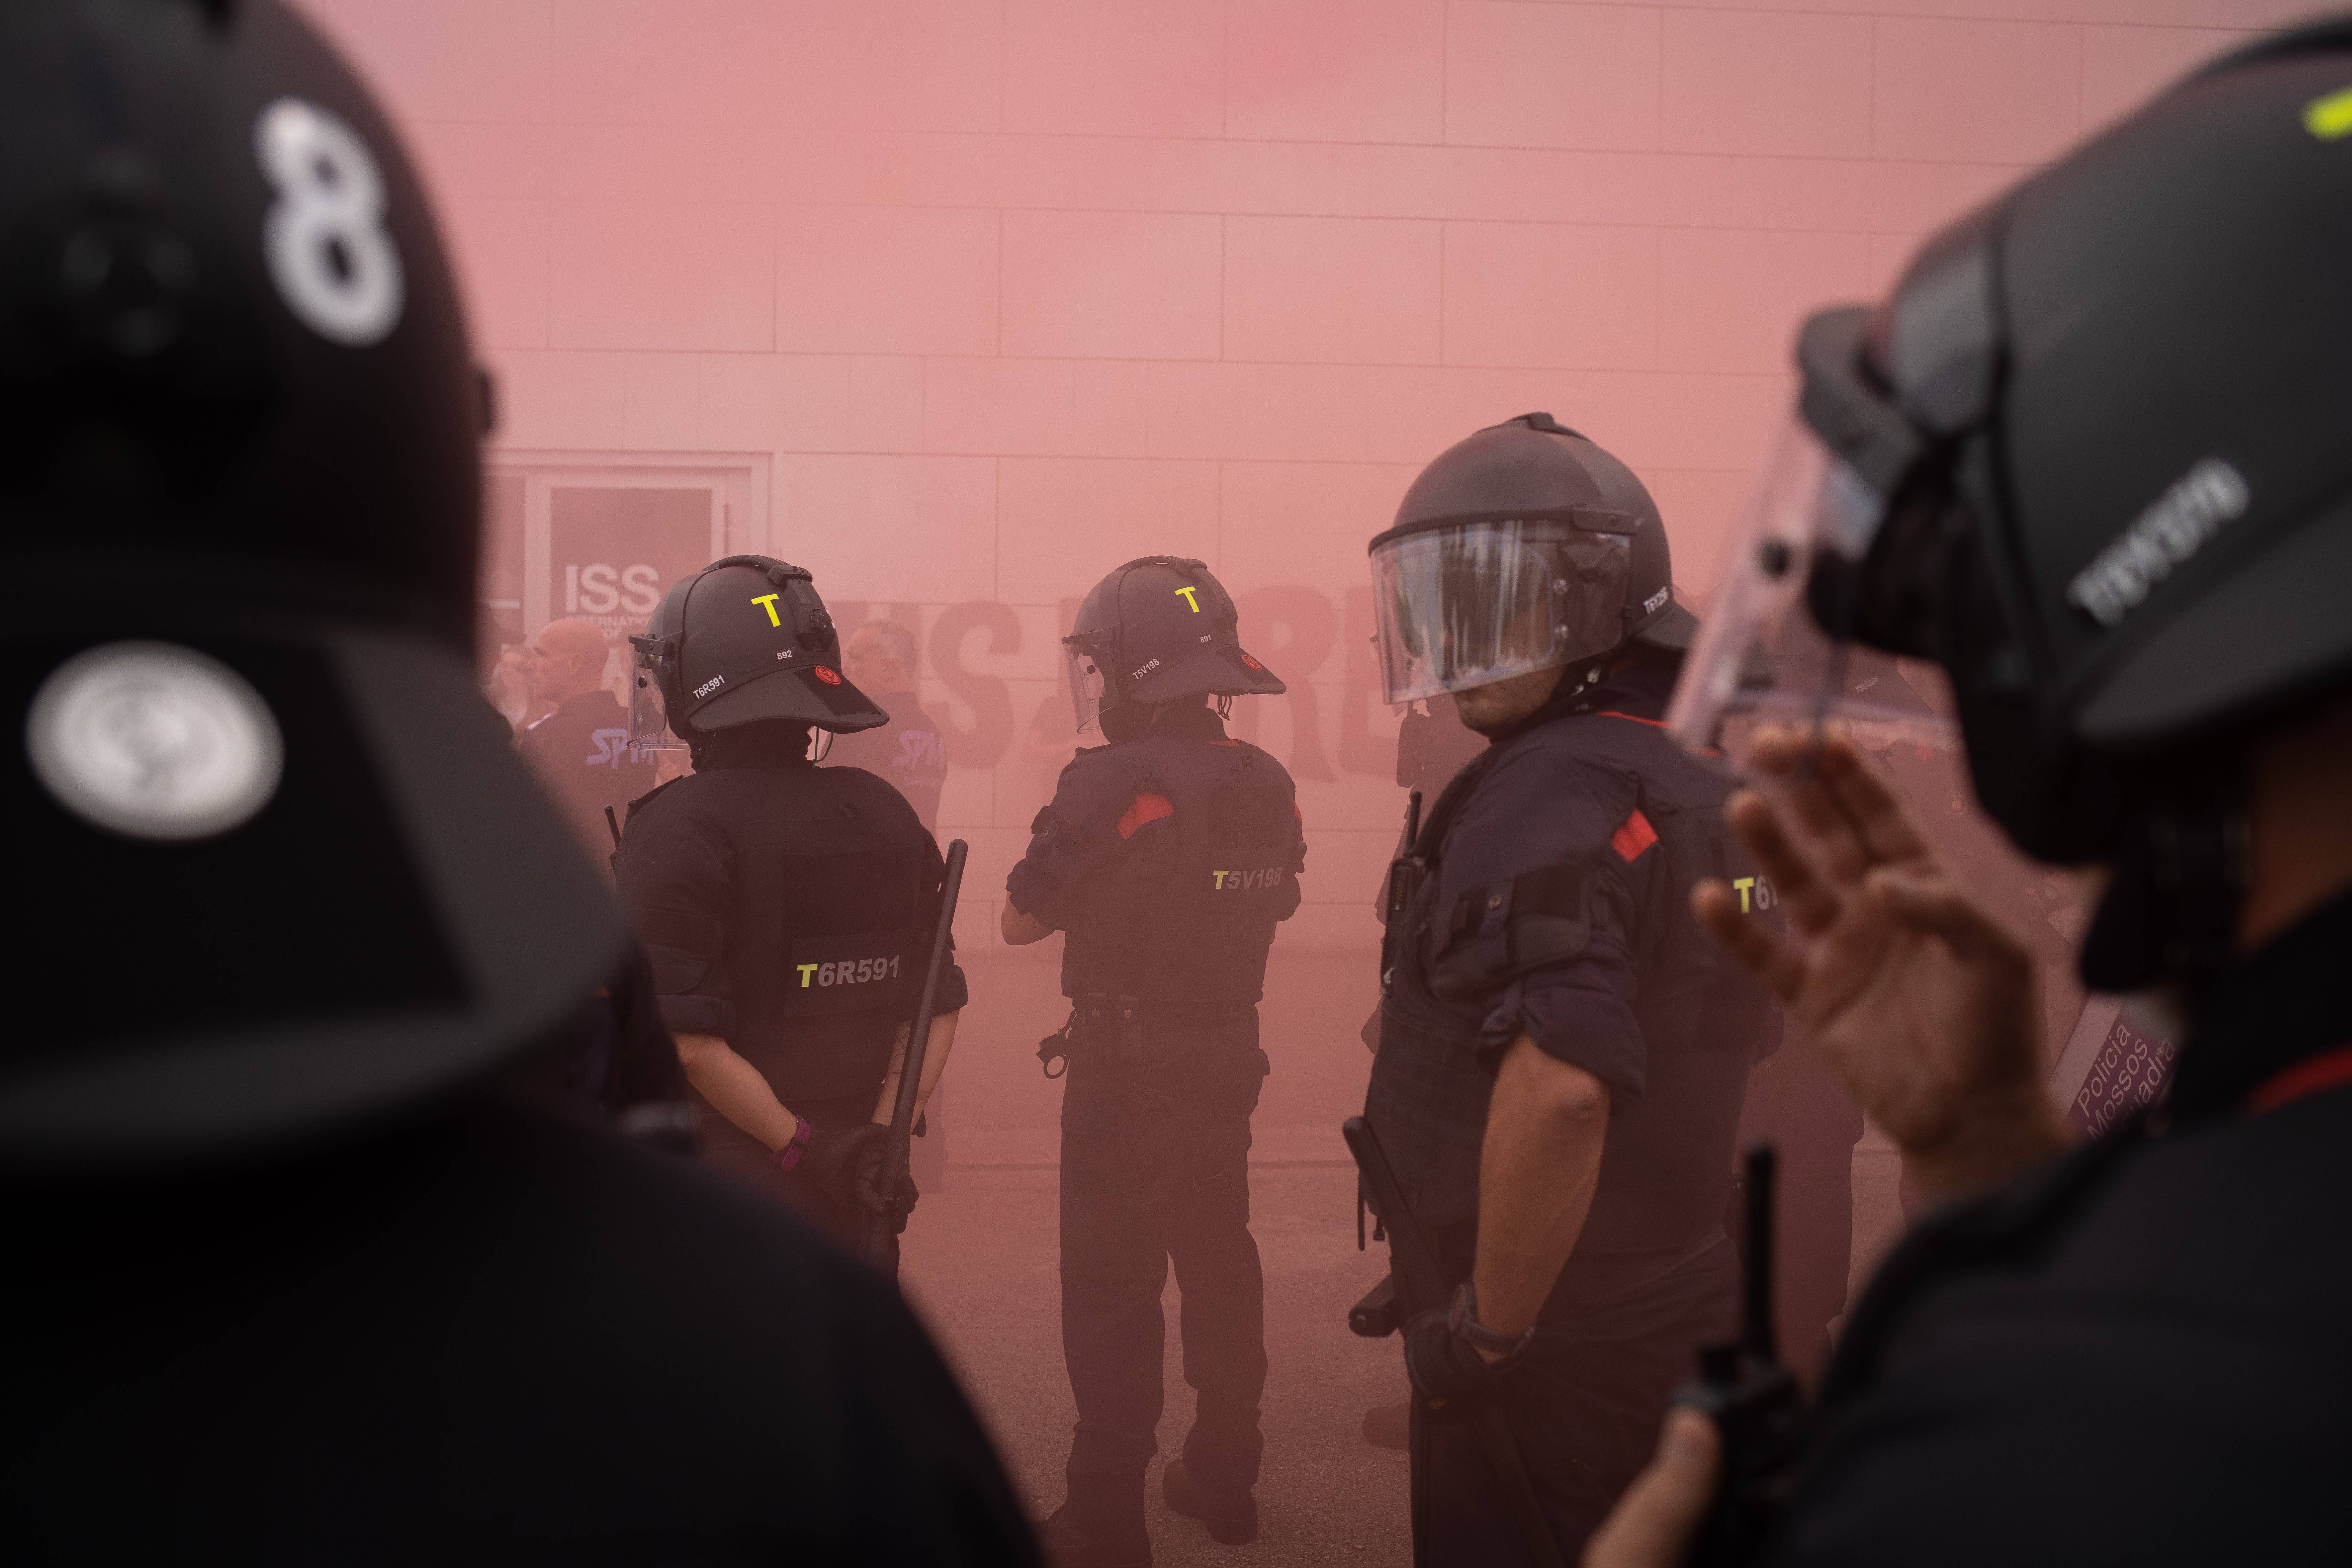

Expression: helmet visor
xmin=1368 ymin=521 xmax=1632 ymax=705
xmin=1665 ymin=415 xmax=1959 ymax=756
xmin=625 ymin=640 xmax=684 ymax=753
xmin=1063 ymin=636 xmax=1110 ymax=734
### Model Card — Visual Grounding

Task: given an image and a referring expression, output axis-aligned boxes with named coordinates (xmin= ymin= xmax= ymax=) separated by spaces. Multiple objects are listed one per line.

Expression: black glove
xmin=798 ymin=1123 xmax=886 ymax=1215
xmin=1404 ymin=1301 xmax=1528 ymax=1407
xmin=855 ymin=1131 xmax=919 ymax=1234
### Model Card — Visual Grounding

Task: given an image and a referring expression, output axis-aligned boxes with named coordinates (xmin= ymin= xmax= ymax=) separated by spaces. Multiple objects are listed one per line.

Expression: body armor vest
xmin=664 ymin=765 xmax=934 ymax=1104
xmin=1058 ymin=736 xmax=1302 ymax=1013
xmin=1366 ymin=708 xmax=1775 ymax=1297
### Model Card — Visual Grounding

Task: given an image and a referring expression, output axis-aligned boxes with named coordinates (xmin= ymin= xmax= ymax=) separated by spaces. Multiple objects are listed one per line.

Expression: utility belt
xmin=1035 ymin=991 xmax=1255 ymax=1078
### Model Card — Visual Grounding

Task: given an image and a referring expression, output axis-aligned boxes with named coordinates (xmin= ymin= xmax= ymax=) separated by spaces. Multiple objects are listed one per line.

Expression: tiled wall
xmin=299 ymin=0 xmax=2289 ymax=950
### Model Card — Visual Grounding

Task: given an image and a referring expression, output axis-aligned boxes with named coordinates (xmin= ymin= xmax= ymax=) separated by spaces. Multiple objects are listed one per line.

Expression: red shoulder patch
xmin=1117 ymin=791 xmax=1176 ymax=839
xmin=1611 ymin=808 xmax=1659 ymax=863
xmin=2246 ymin=1042 xmax=2352 ymax=1116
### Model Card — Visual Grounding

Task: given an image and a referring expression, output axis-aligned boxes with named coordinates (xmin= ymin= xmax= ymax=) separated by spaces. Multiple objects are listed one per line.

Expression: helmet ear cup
xmin=1932 ymin=481 xmax=2119 ymax=864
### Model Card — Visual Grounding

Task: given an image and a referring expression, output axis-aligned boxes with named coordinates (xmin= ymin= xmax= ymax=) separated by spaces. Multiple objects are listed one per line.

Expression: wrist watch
xmin=1448 ymin=1281 xmax=1536 ymax=1368
xmin=773 ymin=1115 xmax=813 ymax=1171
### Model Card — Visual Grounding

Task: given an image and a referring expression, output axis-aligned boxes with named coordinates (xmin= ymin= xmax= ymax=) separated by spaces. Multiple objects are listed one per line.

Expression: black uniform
xmin=616 ymin=721 xmax=966 ymax=1243
xmin=824 ymin=696 xmax=949 ymax=834
xmin=516 ymin=687 xmax=657 ymax=864
xmin=1006 ymin=705 xmax=1304 ymax=1529
xmin=3 ymin=1096 xmax=1038 ymax=1567
xmin=1763 ymin=890 xmax=2352 ymax=1566
xmin=1368 ymin=659 xmax=1775 ymax=1564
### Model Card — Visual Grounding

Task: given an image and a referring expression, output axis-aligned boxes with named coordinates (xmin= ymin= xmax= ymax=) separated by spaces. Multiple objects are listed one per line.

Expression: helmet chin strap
xmin=1099 ymin=700 xmax=1151 ymax=744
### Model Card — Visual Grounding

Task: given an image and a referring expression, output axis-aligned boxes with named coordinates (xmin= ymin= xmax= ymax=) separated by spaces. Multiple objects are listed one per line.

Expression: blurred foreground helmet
xmin=1370 ymin=413 xmax=1694 ymax=706
xmin=1666 ymin=19 xmax=2352 ymax=985
xmin=627 ymin=556 xmax=886 ymax=746
xmin=1062 ymin=557 xmax=1284 ymax=733
xmin=0 ymin=0 xmax=620 ymax=1165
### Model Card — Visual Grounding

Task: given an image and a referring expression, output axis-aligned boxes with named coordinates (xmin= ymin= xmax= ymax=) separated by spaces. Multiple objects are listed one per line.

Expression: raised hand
xmin=1581 ymin=1409 xmax=1719 ymax=1568
xmin=1696 ymin=727 xmax=2069 ymax=1202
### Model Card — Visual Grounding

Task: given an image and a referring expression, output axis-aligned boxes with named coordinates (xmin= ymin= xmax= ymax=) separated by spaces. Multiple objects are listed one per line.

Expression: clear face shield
xmin=1062 ymin=634 xmax=1111 ymax=734
xmin=1664 ymin=415 xmax=1962 ymax=762
xmin=1368 ymin=518 xmax=1634 ymax=705
xmin=625 ymin=632 xmax=685 ymax=755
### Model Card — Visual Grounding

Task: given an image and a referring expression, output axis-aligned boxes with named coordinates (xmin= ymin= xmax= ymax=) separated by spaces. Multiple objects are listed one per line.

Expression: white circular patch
xmin=26 ymin=644 xmax=284 ymax=840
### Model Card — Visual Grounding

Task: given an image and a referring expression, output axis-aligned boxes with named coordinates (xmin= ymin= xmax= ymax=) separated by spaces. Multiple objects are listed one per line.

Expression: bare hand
xmin=1583 ymin=1408 xmax=1719 ymax=1568
xmin=1696 ymin=728 xmax=2066 ymax=1202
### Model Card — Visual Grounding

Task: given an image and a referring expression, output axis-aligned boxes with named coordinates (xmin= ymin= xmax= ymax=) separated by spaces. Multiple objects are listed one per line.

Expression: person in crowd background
xmin=831 ymin=618 xmax=949 ymax=834
xmin=516 ymin=616 xmax=655 ymax=867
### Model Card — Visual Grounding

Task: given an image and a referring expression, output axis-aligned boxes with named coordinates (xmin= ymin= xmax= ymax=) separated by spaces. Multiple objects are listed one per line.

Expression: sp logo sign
xmin=585 ymin=728 xmax=632 ymax=769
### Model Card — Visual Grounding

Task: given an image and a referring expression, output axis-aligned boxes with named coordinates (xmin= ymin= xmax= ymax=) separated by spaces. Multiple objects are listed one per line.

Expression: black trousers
xmin=1059 ymin=1016 xmax=1269 ymax=1517
xmin=1410 ymin=1236 xmax=1737 ymax=1566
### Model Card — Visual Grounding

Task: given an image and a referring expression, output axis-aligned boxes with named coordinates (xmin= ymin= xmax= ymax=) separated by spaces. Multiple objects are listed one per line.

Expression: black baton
xmin=866 ymin=839 xmax=967 ymax=1275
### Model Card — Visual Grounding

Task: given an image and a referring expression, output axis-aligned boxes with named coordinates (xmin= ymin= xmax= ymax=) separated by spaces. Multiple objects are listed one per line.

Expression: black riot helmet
xmin=1063 ymin=557 xmax=1284 ymax=733
xmin=1668 ymin=18 xmax=2352 ymax=988
xmin=1369 ymin=413 xmax=1696 ymax=707
xmin=0 ymin=0 xmax=621 ymax=1167
xmin=629 ymin=556 xmax=886 ymax=745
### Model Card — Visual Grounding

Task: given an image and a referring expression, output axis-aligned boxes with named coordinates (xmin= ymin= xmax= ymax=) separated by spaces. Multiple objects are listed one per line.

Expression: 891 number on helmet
xmin=253 ymin=98 xmax=405 ymax=346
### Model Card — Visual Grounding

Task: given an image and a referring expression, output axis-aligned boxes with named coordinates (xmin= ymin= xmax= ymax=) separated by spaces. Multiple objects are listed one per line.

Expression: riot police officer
xmin=615 ymin=557 xmax=964 ymax=1249
xmin=1362 ymin=414 xmax=1777 ymax=1564
xmin=1001 ymin=557 xmax=1302 ymax=1566
xmin=0 ymin=3 xmax=1035 ymax=1561
xmin=1586 ymin=20 xmax=2352 ymax=1568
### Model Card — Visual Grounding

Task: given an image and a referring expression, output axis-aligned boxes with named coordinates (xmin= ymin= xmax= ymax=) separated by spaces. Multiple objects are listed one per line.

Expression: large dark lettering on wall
xmin=1235 ymin=586 xmax=1336 ymax=782
xmin=927 ymin=600 xmax=1018 ymax=768
xmin=825 ymin=591 xmax=1387 ymax=780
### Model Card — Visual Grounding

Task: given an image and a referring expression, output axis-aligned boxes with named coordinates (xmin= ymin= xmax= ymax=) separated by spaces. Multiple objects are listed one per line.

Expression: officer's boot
xmin=1161 ymin=1458 xmax=1257 ymax=1544
xmin=1040 ymin=1475 xmax=1151 ymax=1568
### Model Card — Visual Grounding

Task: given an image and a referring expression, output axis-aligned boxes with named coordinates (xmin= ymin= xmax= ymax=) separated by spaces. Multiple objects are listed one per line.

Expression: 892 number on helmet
xmin=254 ymin=98 xmax=405 ymax=346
